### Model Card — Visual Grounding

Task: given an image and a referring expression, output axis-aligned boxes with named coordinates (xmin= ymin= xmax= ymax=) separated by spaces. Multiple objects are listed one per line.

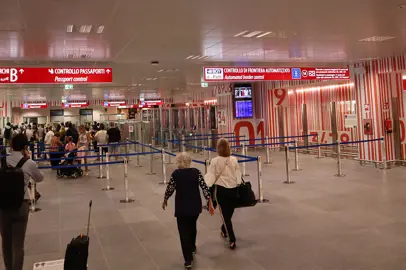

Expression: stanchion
xmin=147 ymin=145 xmax=156 ymax=175
xmin=284 ymin=145 xmax=295 ymax=184
xmin=29 ymin=181 xmax=41 ymax=213
xmin=205 ymin=160 xmax=210 ymax=174
xmin=167 ymin=147 xmax=173 ymax=164
xmin=120 ymin=158 xmax=134 ymax=203
xmin=316 ymin=134 xmax=323 ymax=159
xmin=381 ymin=137 xmax=389 ymax=170
xmin=257 ymin=156 xmax=269 ymax=203
xmin=194 ymin=135 xmax=198 ymax=153
xmin=159 ymin=149 xmax=167 ymax=185
xmin=264 ymin=136 xmax=272 ymax=165
xmin=241 ymin=144 xmax=249 ymax=176
xmin=153 ymin=137 xmax=159 ymax=159
xmin=208 ymin=148 xmax=211 ymax=161
xmin=102 ymin=153 xmax=115 ymax=191
xmin=334 ymin=141 xmax=346 ymax=177
xmin=135 ymin=141 xmax=142 ymax=167
xmin=125 ymin=139 xmax=131 ymax=161
xmin=292 ymin=140 xmax=302 ymax=171
xmin=181 ymin=134 xmax=185 ymax=152
xmin=97 ymin=146 xmax=105 ymax=179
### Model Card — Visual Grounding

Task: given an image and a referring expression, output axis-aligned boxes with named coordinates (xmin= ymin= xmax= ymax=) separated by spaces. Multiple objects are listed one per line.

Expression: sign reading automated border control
xmin=203 ymin=67 xmax=350 ymax=82
xmin=0 ymin=67 xmax=112 ymax=84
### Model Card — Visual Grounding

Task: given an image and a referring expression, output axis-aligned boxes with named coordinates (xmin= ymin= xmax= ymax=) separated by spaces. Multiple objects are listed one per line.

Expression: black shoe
xmin=192 ymin=247 xmax=196 ymax=254
xmin=221 ymin=231 xmax=228 ymax=238
xmin=184 ymin=261 xmax=192 ymax=269
xmin=229 ymin=242 xmax=237 ymax=250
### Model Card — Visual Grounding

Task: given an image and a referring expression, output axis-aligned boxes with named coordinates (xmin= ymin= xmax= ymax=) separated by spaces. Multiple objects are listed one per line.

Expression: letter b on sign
xmin=10 ymin=69 xmax=18 ymax=82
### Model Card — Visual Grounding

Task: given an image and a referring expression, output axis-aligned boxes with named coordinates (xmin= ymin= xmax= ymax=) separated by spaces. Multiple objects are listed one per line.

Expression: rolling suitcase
xmin=64 ymin=200 xmax=92 ymax=270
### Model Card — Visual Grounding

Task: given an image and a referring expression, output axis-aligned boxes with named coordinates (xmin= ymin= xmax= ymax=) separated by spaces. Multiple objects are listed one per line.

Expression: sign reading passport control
xmin=203 ymin=67 xmax=350 ymax=82
xmin=0 ymin=67 xmax=112 ymax=84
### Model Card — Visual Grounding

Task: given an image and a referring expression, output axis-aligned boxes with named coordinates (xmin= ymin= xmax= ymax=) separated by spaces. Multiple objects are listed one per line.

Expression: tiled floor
xmin=2 ymin=148 xmax=406 ymax=270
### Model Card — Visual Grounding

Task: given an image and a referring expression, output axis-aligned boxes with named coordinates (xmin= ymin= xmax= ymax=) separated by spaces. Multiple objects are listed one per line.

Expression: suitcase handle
xmin=86 ymin=200 xmax=92 ymax=237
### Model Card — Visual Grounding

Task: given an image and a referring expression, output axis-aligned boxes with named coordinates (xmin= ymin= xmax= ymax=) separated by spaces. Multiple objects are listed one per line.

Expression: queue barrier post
xmin=102 ymin=153 xmax=115 ymax=191
xmin=334 ymin=141 xmax=346 ymax=177
xmin=257 ymin=156 xmax=269 ymax=203
xmin=29 ymin=181 xmax=41 ymax=213
xmin=264 ymin=136 xmax=272 ymax=165
xmin=125 ymin=139 xmax=131 ymax=162
xmin=120 ymin=158 xmax=134 ymax=203
xmin=181 ymin=134 xmax=186 ymax=152
xmin=241 ymin=144 xmax=249 ymax=176
xmin=316 ymin=134 xmax=323 ymax=159
xmin=194 ymin=135 xmax=198 ymax=153
xmin=292 ymin=140 xmax=302 ymax=171
xmin=205 ymin=160 xmax=210 ymax=174
xmin=97 ymin=146 xmax=106 ymax=179
xmin=153 ymin=137 xmax=159 ymax=159
xmin=284 ymin=145 xmax=295 ymax=184
xmin=147 ymin=145 xmax=156 ymax=175
xmin=381 ymin=137 xmax=389 ymax=170
xmin=159 ymin=149 xmax=167 ymax=185
xmin=135 ymin=141 xmax=142 ymax=167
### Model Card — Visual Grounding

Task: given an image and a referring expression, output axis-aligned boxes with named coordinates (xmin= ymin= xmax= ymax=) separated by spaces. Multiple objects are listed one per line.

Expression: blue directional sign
xmin=292 ymin=68 xmax=301 ymax=79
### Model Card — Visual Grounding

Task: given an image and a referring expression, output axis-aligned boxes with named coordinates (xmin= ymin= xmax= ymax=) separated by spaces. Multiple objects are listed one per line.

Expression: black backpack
xmin=0 ymin=153 xmax=28 ymax=210
xmin=3 ymin=128 xmax=11 ymax=140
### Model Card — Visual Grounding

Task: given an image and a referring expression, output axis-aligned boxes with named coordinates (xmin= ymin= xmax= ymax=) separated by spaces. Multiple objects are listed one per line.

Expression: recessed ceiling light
xmin=186 ymin=54 xmax=208 ymax=60
xmin=96 ymin=26 xmax=104 ymax=34
xmin=150 ymin=60 xmax=159 ymax=65
xmin=256 ymin=31 xmax=272 ymax=38
xmin=234 ymin=31 xmax=249 ymax=37
xmin=244 ymin=31 xmax=262 ymax=38
xmin=358 ymin=36 xmax=395 ymax=42
xmin=186 ymin=55 xmax=194 ymax=59
xmin=79 ymin=25 xmax=92 ymax=33
xmin=191 ymin=55 xmax=200 ymax=59
xmin=66 ymin=25 xmax=73 ymax=33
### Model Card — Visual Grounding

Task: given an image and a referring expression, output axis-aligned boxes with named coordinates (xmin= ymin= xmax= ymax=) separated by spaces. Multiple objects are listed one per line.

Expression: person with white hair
xmin=162 ymin=152 xmax=215 ymax=269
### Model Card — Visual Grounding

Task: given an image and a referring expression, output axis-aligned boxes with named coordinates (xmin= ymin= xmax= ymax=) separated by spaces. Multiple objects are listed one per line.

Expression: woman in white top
xmin=94 ymin=123 xmax=108 ymax=161
xmin=77 ymin=125 xmax=91 ymax=172
xmin=205 ymin=138 xmax=242 ymax=250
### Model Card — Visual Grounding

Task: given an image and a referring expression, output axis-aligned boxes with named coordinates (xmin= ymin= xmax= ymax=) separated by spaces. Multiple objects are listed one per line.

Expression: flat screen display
xmin=235 ymin=100 xmax=253 ymax=118
xmin=234 ymin=86 xmax=252 ymax=99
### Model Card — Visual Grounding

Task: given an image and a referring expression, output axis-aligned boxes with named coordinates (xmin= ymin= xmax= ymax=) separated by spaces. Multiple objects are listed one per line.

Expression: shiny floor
xmin=1 ymin=148 xmax=406 ymax=270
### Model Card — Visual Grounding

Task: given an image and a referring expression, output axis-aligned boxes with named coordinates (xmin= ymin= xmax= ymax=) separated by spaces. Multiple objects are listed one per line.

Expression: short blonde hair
xmin=176 ymin=152 xmax=192 ymax=169
xmin=217 ymin=138 xmax=231 ymax=157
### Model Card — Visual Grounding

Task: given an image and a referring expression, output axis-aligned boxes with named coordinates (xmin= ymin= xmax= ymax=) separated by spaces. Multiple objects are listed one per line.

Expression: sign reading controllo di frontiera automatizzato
xmin=203 ymin=67 xmax=350 ymax=82
xmin=0 ymin=67 xmax=112 ymax=84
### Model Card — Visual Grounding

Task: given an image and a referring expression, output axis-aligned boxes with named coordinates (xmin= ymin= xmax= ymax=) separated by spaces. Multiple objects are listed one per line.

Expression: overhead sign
xmin=21 ymin=103 xmax=48 ymax=109
xmin=142 ymin=100 xmax=162 ymax=106
xmin=203 ymin=67 xmax=350 ymax=82
xmin=0 ymin=67 xmax=112 ymax=84
xmin=103 ymin=101 xmax=126 ymax=107
xmin=62 ymin=101 xmax=89 ymax=108
xmin=118 ymin=104 xmax=139 ymax=109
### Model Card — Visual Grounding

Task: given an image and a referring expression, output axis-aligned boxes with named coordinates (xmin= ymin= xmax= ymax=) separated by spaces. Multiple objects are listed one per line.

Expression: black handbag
xmin=235 ymin=179 xmax=257 ymax=208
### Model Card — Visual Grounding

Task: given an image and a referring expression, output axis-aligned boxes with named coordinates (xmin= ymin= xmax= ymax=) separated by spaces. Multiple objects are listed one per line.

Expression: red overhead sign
xmin=203 ymin=67 xmax=350 ymax=82
xmin=103 ymin=101 xmax=126 ymax=107
xmin=21 ymin=103 xmax=48 ymax=109
xmin=0 ymin=67 xmax=112 ymax=84
xmin=62 ymin=102 xmax=89 ymax=108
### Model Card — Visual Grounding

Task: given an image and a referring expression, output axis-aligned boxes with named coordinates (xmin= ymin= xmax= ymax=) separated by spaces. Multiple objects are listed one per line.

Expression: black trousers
xmin=216 ymin=185 xmax=238 ymax=243
xmin=176 ymin=215 xmax=198 ymax=263
xmin=0 ymin=201 xmax=29 ymax=270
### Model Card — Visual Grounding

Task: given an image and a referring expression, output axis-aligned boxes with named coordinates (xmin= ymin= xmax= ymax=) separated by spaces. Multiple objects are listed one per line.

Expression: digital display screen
xmin=235 ymin=100 xmax=253 ymax=118
xmin=234 ymin=86 xmax=252 ymax=99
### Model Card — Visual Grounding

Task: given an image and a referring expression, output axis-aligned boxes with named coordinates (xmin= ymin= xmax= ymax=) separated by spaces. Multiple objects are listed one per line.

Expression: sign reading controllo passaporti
xmin=203 ymin=67 xmax=350 ymax=82
xmin=0 ymin=67 xmax=112 ymax=84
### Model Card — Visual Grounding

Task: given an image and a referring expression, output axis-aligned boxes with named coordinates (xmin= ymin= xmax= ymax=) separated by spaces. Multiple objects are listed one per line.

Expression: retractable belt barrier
xmin=282 ymin=137 xmax=385 ymax=184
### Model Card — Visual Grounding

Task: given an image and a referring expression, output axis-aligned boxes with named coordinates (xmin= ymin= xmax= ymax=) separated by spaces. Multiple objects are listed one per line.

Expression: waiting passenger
xmin=205 ymin=138 xmax=242 ymax=250
xmin=107 ymin=122 xmax=121 ymax=161
xmin=65 ymin=136 xmax=76 ymax=152
xmin=49 ymin=132 xmax=64 ymax=168
xmin=162 ymin=152 xmax=215 ymax=269
xmin=94 ymin=123 xmax=108 ymax=160
xmin=0 ymin=133 xmax=44 ymax=270
xmin=77 ymin=125 xmax=91 ymax=173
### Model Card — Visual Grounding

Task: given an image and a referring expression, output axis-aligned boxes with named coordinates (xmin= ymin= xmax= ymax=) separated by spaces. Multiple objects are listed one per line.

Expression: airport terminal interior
xmin=2 ymin=0 xmax=406 ymax=269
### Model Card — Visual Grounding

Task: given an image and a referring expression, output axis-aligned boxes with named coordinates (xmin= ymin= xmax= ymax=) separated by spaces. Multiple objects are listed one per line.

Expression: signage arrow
xmin=106 ymin=69 xmax=111 ymax=74
xmin=19 ymin=69 xmax=24 ymax=74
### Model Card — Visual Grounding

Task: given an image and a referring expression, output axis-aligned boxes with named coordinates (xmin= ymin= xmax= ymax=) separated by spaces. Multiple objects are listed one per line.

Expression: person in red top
xmin=49 ymin=133 xmax=63 ymax=168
